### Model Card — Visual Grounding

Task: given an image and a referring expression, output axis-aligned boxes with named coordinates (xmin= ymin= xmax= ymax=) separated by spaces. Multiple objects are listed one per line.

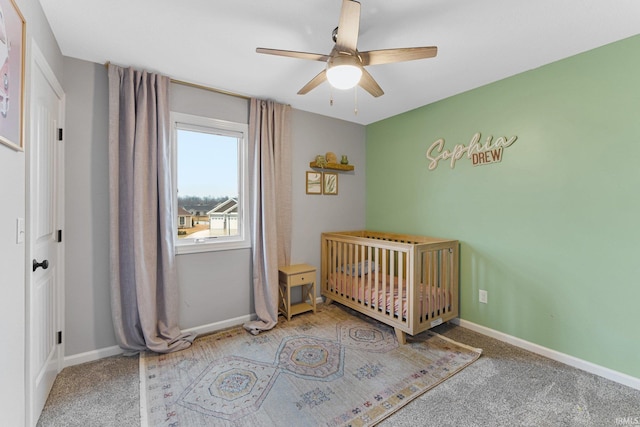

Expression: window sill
xmin=176 ymin=240 xmax=251 ymax=255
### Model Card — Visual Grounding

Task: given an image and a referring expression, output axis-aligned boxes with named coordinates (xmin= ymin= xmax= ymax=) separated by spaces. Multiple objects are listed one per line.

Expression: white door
xmin=26 ymin=43 xmax=65 ymax=427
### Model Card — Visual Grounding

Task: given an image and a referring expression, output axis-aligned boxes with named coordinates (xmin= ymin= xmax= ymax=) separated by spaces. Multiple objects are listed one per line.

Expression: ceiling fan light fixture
xmin=326 ymin=55 xmax=362 ymax=90
xmin=257 ymin=0 xmax=436 ymax=98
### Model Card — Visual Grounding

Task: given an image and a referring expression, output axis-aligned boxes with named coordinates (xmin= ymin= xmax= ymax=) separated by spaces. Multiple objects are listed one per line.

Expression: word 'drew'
xmin=426 ymin=133 xmax=518 ymax=170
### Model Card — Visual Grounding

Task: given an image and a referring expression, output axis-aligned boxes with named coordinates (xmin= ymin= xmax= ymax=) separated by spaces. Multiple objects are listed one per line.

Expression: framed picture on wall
xmin=306 ymin=171 xmax=322 ymax=194
xmin=0 ymin=0 xmax=26 ymax=151
xmin=323 ymin=172 xmax=338 ymax=195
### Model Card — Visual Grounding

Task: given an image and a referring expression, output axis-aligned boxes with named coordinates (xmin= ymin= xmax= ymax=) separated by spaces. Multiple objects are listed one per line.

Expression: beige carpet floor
xmin=38 ymin=305 xmax=640 ymax=426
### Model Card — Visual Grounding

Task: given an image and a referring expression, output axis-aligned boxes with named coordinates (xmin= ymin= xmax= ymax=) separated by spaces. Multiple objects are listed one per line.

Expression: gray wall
xmin=170 ymin=83 xmax=253 ymax=331
xmin=63 ymin=59 xmax=114 ymax=354
xmin=290 ymin=110 xmax=367 ymax=278
xmin=62 ymin=57 xmax=366 ymax=357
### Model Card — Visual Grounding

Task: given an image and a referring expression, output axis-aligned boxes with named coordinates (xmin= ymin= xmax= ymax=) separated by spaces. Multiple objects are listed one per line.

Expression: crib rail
xmin=321 ymin=231 xmax=459 ymax=340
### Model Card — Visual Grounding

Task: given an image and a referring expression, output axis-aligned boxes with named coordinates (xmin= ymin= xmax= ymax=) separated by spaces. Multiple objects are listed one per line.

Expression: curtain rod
xmin=170 ymin=79 xmax=251 ymax=100
xmin=104 ymin=62 xmax=251 ymax=101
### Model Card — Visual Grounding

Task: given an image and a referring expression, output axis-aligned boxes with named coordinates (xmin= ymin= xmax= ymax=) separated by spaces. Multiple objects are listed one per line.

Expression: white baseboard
xmin=63 ymin=345 xmax=124 ymax=368
xmin=63 ymin=313 xmax=258 ymax=368
xmin=451 ymin=318 xmax=640 ymax=391
xmin=184 ymin=313 xmax=257 ymax=337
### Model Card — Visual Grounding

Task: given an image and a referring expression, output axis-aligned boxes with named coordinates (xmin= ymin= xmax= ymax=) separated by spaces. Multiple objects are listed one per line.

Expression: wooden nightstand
xmin=278 ymin=264 xmax=317 ymax=321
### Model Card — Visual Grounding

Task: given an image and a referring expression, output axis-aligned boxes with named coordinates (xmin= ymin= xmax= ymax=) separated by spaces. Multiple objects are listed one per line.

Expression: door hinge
xmin=57 ymin=331 xmax=62 ymax=345
xmin=57 ymin=128 xmax=63 ymax=141
xmin=57 ymin=229 xmax=62 ymax=243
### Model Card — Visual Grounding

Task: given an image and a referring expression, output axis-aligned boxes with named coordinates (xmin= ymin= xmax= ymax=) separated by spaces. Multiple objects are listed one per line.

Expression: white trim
xmin=63 ymin=345 xmax=125 ymax=368
xmin=183 ymin=313 xmax=257 ymax=337
xmin=452 ymin=318 xmax=640 ymax=391
xmin=64 ymin=313 xmax=258 ymax=368
xmin=63 ymin=314 xmax=258 ymax=368
xmin=176 ymin=240 xmax=251 ymax=255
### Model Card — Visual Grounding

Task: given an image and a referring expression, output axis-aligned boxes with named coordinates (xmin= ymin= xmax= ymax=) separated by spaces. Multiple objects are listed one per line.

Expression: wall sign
xmin=426 ymin=132 xmax=518 ymax=170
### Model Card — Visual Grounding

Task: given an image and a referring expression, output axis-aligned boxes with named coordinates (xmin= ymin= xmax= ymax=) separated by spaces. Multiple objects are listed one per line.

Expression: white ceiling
xmin=39 ymin=0 xmax=640 ymax=125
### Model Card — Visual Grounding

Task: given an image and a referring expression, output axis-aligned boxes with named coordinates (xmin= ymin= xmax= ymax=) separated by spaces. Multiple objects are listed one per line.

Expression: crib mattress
xmin=328 ymin=272 xmax=450 ymax=318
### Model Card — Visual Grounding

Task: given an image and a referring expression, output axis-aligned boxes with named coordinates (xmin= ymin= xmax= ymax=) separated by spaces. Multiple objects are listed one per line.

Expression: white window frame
xmin=171 ymin=112 xmax=250 ymax=254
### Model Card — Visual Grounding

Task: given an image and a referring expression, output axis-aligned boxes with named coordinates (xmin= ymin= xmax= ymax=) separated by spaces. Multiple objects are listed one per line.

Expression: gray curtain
xmin=244 ymin=98 xmax=292 ymax=334
xmin=108 ymin=64 xmax=195 ymax=353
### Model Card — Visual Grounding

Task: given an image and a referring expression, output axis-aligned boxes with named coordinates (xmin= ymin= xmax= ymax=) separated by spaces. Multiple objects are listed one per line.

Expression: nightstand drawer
xmin=289 ymin=272 xmax=314 ymax=287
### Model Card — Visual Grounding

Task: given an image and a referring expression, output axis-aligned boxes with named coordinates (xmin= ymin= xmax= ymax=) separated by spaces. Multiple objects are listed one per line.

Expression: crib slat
xmin=347 ymin=243 xmax=353 ymax=301
xmin=358 ymin=245 xmax=367 ymax=306
xmin=433 ymin=250 xmax=439 ymax=317
xmin=338 ymin=242 xmax=344 ymax=298
xmin=441 ymin=248 xmax=449 ymax=312
xmin=353 ymin=244 xmax=358 ymax=306
xmin=373 ymin=249 xmax=381 ymax=311
xmin=436 ymin=250 xmax=441 ymax=315
xmin=345 ymin=242 xmax=350 ymax=298
xmin=448 ymin=249 xmax=452 ymax=311
xmin=398 ymin=251 xmax=403 ymax=320
xmin=439 ymin=249 xmax=444 ymax=313
xmin=360 ymin=244 xmax=365 ymax=308
xmin=420 ymin=251 xmax=426 ymax=322
xmin=331 ymin=240 xmax=337 ymax=297
xmin=433 ymin=250 xmax=438 ymax=316
xmin=382 ymin=248 xmax=387 ymax=315
xmin=430 ymin=250 xmax=436 ymax=319
xmin=390 ymin=249 xmax=395 ymax=318
xmin=366 ymin=245 xmax=372 ymax=309
xmin=361 ymin=245 xmax=367 ymax=306
xmin=419 ymin=251 xmax=426 ymax=322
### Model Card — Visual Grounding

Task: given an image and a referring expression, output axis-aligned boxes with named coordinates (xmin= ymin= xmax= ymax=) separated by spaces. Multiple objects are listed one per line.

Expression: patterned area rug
xmin=140 ymin=304 xmax=481 ymax=427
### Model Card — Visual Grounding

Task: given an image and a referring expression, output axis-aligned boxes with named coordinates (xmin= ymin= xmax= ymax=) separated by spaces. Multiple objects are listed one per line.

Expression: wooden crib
xmin=321 ymin=230 xmax=459 ymax=344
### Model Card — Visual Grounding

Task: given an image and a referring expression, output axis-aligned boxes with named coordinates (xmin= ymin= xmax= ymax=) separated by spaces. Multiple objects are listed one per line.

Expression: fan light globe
xmin=327 ymin=64 xmax=362 ymax=89
xmin=326 ymin=53 xmax=362 ymax=91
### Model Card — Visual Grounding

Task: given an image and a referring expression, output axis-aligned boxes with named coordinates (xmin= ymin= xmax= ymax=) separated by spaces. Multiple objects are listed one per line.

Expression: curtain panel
xmin=108 ymin=64 xmax=194 ymax=353
xmin=244 ymin=98 xmax=292 ymax=334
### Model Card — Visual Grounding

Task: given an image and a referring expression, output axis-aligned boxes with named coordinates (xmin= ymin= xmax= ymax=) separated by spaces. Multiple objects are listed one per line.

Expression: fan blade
xmin=297 ymin=70 xmax=328 ymax=95
xmin=358 ymin=68 xmax=384 ymax=97
xmin=360 ymin=46 xmax=438 ymax=66
xmin=256 ymin=48 xmax=330 ymax=62
xmin=335 ymin=0 xmax=360 ymax=52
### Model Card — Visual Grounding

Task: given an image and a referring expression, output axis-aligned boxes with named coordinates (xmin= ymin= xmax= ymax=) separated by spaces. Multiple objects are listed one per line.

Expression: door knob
xmin=33 ymin=259 xmax=49 ymax=272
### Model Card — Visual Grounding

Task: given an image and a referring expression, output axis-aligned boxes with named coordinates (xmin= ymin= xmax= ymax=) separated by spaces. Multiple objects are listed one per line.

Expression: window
xmin=171 ymin=112 xmax=249 ymax=254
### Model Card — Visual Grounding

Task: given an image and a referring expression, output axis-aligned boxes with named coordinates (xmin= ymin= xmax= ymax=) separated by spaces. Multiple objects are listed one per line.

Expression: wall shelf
xmin=309 ymin=161 xmax=354 ymax=171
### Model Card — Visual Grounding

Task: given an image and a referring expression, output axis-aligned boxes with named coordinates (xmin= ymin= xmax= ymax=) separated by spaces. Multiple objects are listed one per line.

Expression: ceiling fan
xmin=256 ymin=0 xmax=438 ymax=98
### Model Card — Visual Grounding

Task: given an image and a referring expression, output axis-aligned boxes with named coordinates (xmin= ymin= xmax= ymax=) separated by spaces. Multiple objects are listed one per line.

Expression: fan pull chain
xmin=329 ymin=87 xmax=334 ymax=106
xmin=354 ymin=87 xmax=358 ymax=115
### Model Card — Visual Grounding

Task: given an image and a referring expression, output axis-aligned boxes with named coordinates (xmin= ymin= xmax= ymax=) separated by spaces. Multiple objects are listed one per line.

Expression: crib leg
xmin=394 ymin=328 xmax=407 ymax=345
xmin=324 ymin=297 xmax=333 ymax=305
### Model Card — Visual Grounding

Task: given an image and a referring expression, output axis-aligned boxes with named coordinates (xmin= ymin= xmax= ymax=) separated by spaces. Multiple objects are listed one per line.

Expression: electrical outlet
xmin=479 ymin=289 xmax=488 ymax=304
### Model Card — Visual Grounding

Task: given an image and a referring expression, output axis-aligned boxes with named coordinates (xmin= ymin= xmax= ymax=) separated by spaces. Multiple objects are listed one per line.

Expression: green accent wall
xmin=366 ymin=34 xmax=640 ymax=378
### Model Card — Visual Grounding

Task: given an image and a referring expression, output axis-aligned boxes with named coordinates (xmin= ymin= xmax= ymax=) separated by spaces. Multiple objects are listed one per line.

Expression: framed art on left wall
xmin=0 ymin=0 xmax=25 ymax=151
